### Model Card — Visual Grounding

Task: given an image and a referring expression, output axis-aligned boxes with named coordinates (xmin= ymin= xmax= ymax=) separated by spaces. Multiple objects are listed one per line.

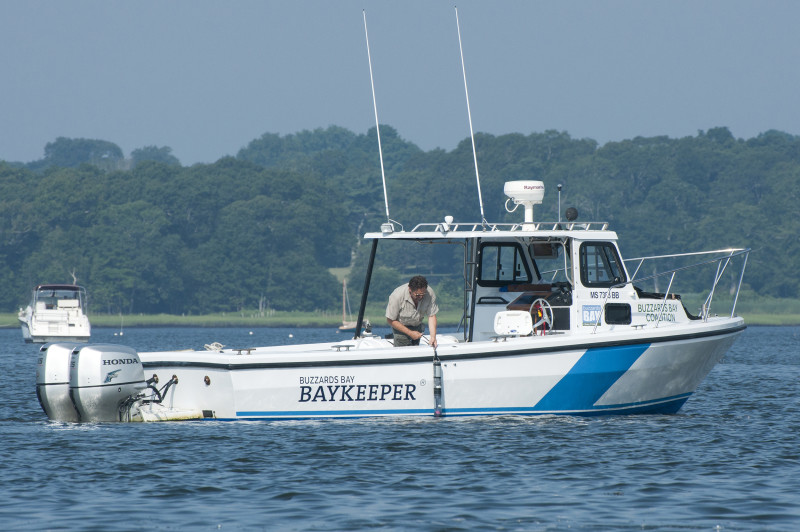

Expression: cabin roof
xmin=35 ymin=284 xmax=85 ymax=291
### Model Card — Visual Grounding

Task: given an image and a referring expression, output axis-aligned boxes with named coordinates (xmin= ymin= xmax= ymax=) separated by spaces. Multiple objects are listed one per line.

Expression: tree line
xmin=1 ymin=125 xmax=798 ymax=314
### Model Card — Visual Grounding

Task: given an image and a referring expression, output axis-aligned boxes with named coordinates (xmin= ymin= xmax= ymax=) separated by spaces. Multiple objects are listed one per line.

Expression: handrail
xmin=402 ymin=221 xmax=611 ymax=234
xmin=625 ymin=248 xmax=746 ymax=263
xmin=624 ymin=248 xmax=749 ymax=284
xmin=731 ymin=251 xmax=749 ymax=318
xmin=590 ymin=247 xmax=751 ymax=331
xmin=626 ymin=248 xmax=746 ymax=281
xmin=656 ymin=272 xmax=677 ymax=328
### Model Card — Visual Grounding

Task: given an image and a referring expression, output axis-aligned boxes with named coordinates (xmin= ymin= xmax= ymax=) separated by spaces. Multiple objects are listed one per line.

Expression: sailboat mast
xmin=342 ymin=279 xmax=347 ymax=323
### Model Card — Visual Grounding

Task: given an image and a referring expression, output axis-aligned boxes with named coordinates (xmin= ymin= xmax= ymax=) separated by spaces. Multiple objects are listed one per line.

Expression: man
xmin=386 ymin=275 xmax=438 ymax=348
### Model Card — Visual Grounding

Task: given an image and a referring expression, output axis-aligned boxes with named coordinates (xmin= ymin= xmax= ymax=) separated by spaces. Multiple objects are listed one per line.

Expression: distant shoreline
xmin=2 ymin=311 xmax=797 ymax=328
xmin=0 ymin=308 xmax=464 ymax=329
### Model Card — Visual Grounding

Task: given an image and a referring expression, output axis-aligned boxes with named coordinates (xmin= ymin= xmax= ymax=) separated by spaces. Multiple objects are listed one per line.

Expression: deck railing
xmin=402 ymin=221 xmax=610 ymax=234
xmin=586 ymin=248 xmax=750 ymax=333
xmin=623 ymin=248 xmax=751 ymax=322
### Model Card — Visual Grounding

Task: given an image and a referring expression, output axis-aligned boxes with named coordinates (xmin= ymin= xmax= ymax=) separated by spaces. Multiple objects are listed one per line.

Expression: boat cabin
xmin=358 ymin=181 xmax=699 ymax=343
xmin=30 ymin=284 xmax=88 ymax=311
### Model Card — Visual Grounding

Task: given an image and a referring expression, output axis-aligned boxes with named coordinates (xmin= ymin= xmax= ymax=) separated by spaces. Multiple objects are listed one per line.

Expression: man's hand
xmin=387 ymin=318 xmax=421 ymax=340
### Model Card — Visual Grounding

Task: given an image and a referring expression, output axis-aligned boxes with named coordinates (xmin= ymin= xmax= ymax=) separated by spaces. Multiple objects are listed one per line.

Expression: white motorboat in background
xmin=20 ymin=284 xmax=91 ymax=344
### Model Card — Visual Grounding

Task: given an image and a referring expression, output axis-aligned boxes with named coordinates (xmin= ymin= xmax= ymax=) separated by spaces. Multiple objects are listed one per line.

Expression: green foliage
xmin=131 ymin=146 xmax=181 ymax=167
xmin=31 ymin=137 xmax=125 ymax=171
xmin=0 ymin=156 xmax=349 ymax=313
xmin=1 ymin=125 xmax=798 ymax=315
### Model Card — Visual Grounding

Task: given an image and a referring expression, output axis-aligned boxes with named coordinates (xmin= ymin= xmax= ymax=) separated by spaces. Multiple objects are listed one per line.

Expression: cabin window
xmin=478 ymin=243 xmax=531 ymax=286
xmin=604 ymin=303 xmax=632 ymax=325
xmin=579 ymin=242 xmax=626 ymax=288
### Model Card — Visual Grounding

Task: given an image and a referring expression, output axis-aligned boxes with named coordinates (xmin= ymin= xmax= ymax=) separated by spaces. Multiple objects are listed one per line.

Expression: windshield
xmin=529 ymin=240 xmax=571 ymax=284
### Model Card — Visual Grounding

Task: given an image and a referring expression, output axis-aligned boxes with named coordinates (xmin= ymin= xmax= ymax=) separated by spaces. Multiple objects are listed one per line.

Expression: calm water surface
xmin=1 ymin=325 xmax=798 ymax=530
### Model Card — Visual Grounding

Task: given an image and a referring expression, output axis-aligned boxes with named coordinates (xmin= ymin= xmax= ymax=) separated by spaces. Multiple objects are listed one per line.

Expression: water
xmin=1 ymin=325 xmax=798 ymax=530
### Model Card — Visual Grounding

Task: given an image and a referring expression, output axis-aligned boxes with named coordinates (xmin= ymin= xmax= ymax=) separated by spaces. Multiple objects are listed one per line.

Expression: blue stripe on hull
xmin=444 ymin=393 xmax=690 ymax=417
xmin=230 ymin=394 xmax=689 ymax=420
xmin=533 ymin=343 xmax=650 ymax=412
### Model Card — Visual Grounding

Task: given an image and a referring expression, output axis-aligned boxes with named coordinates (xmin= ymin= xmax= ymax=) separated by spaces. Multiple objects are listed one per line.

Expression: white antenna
xmin=363 ymin=10 xmax=391 ymax=223
xmin=455 ymin=6 xmax=487 ymax=227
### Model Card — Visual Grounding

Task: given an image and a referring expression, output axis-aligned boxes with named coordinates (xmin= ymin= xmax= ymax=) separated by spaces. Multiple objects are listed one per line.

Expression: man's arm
xmin=428 ymin=315 xmax=437 ymax=348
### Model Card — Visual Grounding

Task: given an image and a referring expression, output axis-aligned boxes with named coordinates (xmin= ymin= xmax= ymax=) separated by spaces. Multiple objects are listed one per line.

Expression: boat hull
xmin=24 ymin=335 xmax=91 ymax=344
xmin=118 ymin=319 xmax=743 ymax=421
xmin=440 ymin=330 xmax=738 ymax=416
xmin=35 ymin=318 xmax=743 ymax=422
xmin=19 ymin=314 xmax=90 ymax=344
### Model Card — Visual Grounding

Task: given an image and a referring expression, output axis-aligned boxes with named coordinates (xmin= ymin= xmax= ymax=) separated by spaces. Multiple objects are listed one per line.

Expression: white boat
xmin=19 ymin=284 xmax=91 ymax=344
xmin=34 ymin=13 xmax=748 ymax=423
xmin=35 ymin=180 xmax=749 ymax=422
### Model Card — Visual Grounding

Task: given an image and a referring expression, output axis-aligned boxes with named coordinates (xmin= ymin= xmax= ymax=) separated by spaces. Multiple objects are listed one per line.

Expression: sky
xmin=2 ymin=1 xmax=799 ymax=166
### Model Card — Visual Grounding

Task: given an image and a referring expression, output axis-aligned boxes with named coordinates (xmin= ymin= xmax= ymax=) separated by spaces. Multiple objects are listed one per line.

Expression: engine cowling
xmin=69 ymin=344 xmax=146 ymax=422
xmin=36 ymin=343 xmax=81 ymax=422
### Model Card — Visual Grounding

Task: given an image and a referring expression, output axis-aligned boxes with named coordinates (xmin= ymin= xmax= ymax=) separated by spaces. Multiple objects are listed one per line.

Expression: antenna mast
xmin=455 ymin=6 xmax=486 ymax=226
xmin=363 ymin=10 xmax=391 ymax=223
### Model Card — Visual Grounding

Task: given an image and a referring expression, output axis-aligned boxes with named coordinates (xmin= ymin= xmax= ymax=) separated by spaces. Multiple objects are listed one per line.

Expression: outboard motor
xmin=69 ymin=344 xmax=146 ymax=422
xmin=36 ymin=343 xmax=81 ymax=422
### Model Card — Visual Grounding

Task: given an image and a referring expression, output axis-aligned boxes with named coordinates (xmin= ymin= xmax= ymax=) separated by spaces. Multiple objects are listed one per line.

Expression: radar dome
xmin=504 ymin=181 xmax=545 ymax=228
xmin=504 ymin=181 xmax=545 ymax=205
